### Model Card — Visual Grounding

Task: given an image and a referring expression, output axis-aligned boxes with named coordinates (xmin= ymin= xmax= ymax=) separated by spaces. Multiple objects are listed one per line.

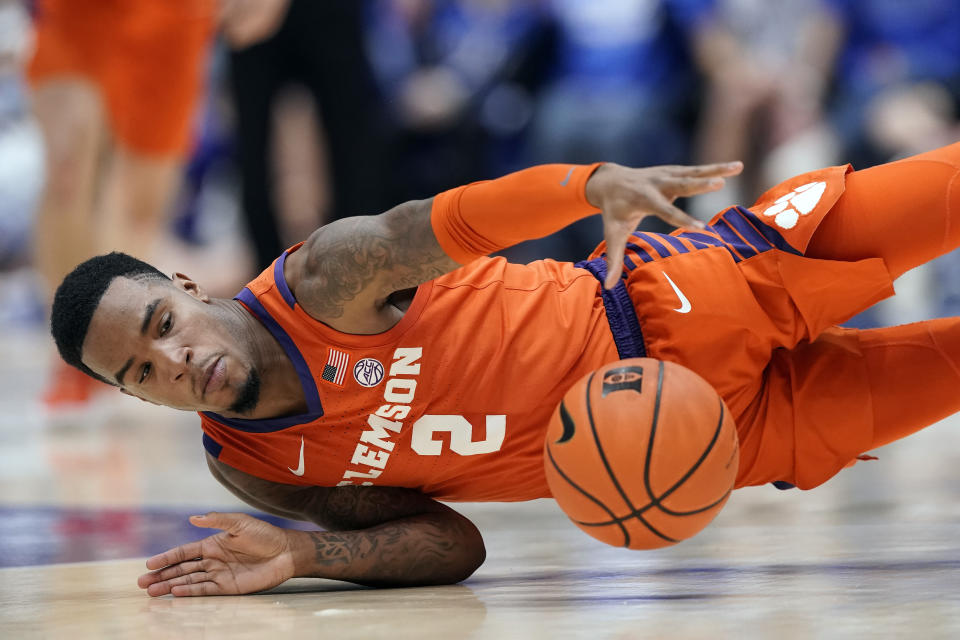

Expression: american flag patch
xmin=321 ymin=348 xmax=349 ymax=387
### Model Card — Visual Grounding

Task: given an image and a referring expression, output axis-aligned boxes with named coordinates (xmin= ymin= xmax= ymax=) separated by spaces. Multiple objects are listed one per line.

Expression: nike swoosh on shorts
xmin=662 ymin=271 xmax=691 ymax=313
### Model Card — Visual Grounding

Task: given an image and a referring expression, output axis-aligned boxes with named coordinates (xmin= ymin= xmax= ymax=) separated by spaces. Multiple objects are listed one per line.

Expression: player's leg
xmin=97 ymin=147 xmax=182 ymax=259
xmin=28 ymin=0 xmax=119 ymax=408
xmin=736 ymin=317 xmax=960 ymax=489
xmin=31 ymin=80 xmax=112 ymax=408
xmin=97 ymin=3 xmax=214 ymax=261
xmin=31 ymin=79 xmax=106 ymax=292
xmin=857 ymin=317 xmax=960 ymax=450
xmin=806 ymin=141 xmax=960 ymax=280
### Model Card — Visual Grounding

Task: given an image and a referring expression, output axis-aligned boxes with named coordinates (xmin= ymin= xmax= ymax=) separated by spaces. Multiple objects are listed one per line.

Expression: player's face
xmin=81 ymin=275 xmax=260 ymax=415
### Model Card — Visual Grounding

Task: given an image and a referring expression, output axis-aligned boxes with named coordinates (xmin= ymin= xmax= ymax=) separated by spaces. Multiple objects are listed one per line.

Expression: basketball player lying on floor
xmin=52 ymin=142 xmax=960 ymax=597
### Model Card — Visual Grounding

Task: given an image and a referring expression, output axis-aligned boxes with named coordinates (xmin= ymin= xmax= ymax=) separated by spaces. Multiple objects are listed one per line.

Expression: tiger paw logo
xmin=760 ymin=181 xmax=826 ymax=230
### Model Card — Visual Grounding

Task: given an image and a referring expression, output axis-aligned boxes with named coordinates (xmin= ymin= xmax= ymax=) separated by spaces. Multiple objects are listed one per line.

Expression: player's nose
xmin=158 ymin=344 xmax=192 ymax=384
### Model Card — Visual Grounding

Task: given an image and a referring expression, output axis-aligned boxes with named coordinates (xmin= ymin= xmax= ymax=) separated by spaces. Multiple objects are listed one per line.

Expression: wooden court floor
xmin=1 ymin=326 xmax=959 ymax=639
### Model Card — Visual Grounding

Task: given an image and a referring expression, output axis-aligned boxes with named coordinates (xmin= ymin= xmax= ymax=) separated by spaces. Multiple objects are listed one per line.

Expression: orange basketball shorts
xmin=28 ymin=0 xmax=216 ymax=157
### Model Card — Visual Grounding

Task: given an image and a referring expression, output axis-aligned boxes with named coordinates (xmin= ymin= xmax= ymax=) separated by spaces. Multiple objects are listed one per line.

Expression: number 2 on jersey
xmin=411 ymin=415 xmax=506 ymax=456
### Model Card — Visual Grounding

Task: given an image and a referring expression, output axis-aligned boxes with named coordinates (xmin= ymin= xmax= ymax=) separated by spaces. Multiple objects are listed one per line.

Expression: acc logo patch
xmin=601 ymin=366 xmax=644 ymax=397
xmin=353 ymin=358 xmax=385 ymax=387
xmin=759 ymin=181 xmax=826 ymax=230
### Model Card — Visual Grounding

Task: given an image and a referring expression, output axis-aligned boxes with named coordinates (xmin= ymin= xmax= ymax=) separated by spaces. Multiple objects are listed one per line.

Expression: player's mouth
xmin=200 ymin=356 xmax=226 ymax=399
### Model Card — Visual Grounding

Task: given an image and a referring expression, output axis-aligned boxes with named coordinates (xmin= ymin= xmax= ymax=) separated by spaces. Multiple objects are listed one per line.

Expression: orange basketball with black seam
xmin=544 ymin=358 xmax=739 ymax=549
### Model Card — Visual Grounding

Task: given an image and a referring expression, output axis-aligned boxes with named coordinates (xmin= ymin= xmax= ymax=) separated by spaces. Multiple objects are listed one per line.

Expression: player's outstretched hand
xmin=137 ymin=512 xmax=296 ymax=597
xmin=585 ymin=161 xmax=743 ymax=289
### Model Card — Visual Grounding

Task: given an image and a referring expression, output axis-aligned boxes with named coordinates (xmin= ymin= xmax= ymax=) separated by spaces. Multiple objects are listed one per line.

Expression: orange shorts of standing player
xmin=28 ymin=0 xmax=216 ymax=158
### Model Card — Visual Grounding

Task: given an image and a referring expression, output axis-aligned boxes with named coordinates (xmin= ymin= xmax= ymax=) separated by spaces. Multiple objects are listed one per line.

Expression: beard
xmin=227 ymin=368 xmax=261 ymax=415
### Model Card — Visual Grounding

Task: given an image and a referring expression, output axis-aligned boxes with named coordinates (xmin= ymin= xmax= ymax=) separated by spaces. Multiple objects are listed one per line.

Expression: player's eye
xmin=160 ymin=313 xmax=172 ymax=336
xmin=139 ymin=362 xmax=151 ymax=384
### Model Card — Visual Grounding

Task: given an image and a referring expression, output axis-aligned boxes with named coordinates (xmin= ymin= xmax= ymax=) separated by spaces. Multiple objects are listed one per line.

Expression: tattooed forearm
xmin=310 ymin=485 xmax=447 ymax=531
xmin=298 ymin=199 xmax=459 ymax=319
xmin=300 ymin=512 xmax=484 ymax=587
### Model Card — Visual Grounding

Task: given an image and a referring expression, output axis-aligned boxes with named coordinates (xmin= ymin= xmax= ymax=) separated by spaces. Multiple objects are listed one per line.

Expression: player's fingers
xmin=661 ymin=175 xmax=728 ymax=198
xmin=149 ymin=560 xmax=208 ymax=585
xmin=602 ymin=222 xmax=630 ymax=290
xmin=145 ymin=581 xmax=173 ymax=597
xmin=171 ymin=581 xmax=221 ymax=598
xmin=646 ymin=191 xmax=704 ymax=230
xmin=668 ymin=161 xmax=743 ymax=178
xmin=190 ymin=512 xmax=247 ymax=535
xmin=146 ymin=541 xmax=203 ymax=570
xmin=138 ymin=570 xmax=165 ymax=589
xmin=157 ymin=570 xmax=217 ymax=595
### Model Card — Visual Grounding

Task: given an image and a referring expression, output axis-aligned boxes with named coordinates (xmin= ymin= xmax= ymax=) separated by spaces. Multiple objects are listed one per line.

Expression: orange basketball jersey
xmin=201 ymin=164 xmax=898 ymax=500
xmin=200 ymin=253 xmax=617 ymax=502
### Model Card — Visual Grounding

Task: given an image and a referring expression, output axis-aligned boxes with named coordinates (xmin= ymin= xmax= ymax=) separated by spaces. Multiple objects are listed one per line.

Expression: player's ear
xmin=172 ymin=273 xmax=210 ymax=303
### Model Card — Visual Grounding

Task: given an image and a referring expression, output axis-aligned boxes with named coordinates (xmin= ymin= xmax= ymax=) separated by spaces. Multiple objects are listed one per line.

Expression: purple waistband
xmin=575 ymin=258 xmax=646 ymax=360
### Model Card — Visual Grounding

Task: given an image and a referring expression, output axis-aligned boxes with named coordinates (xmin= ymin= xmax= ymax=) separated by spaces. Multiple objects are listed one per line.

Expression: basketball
xmin=543 ymin=358 xmax=739 ymax=550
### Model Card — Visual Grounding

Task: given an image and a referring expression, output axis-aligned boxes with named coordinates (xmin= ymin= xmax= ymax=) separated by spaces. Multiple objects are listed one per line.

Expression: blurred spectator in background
xmin=28 ymin=0 xmax=217 ymax=407
xmin=690 ymin=0 xmax=841 ymax=217
xmin=227 ymin=0 xmax=394 ymax=273
xmin=365 ymin=0 xmax=552 ymax=203
xmin=0 ymin=0 xmax=43 ymax=331
xmin=825 ymin=0 xmax=960 ymax=169
xmin=510 ymin=0 xmax=712 ymax=262
xmin=528 ymin=0 xmax=708 ymax=168
xmin=0 ymin=0 xmax=42 ymax=273
xmin=821 ymin=0 xmax=960 ymax=325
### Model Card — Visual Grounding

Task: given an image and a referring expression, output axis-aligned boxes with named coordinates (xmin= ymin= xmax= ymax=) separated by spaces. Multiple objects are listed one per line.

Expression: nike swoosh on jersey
xmin=288 ymin=436 xmax=306 ymax=476
xmin=662 ymin=271 xmax=691 ymax=313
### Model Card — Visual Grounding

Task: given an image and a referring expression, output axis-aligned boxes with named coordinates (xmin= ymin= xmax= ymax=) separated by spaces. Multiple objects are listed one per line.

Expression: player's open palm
xmin=585 ymin=161 xmax=743 ymax=288
xmin=138 ymin=512 xmax=296 ymax=597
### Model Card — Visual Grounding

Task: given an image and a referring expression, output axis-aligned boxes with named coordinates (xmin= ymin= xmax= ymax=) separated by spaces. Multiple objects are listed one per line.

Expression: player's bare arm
xmin=137 ymin=455 xmax=485 ymax=596
xmin=285 ymin=161 xmax=744 ymax=333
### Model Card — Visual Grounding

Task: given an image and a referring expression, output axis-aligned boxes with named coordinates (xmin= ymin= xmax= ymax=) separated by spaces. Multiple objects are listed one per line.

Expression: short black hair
xmin=51 ymin=252 xmax=169 ymax=384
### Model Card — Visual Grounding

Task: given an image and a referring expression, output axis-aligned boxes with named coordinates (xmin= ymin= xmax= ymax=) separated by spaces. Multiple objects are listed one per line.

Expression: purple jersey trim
xmin=274 ymin=251 xmax=298 ymax=309
xmin=202 ymin=433 xmax=223 ymax=458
